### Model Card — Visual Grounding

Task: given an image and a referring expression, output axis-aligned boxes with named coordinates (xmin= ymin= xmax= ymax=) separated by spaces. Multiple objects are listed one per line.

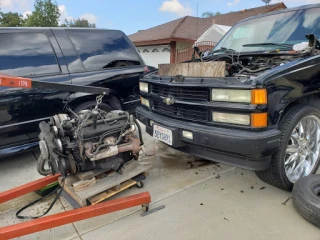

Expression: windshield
xmin=214 ymin=7 xmax=320 ymax=53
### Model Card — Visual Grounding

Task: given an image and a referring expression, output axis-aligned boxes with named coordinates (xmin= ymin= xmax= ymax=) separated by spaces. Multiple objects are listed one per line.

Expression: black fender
xmin=256 ymin=54 xmax=320 ymax=125
xmin=276 ymin=91 xmax=320 ymax=125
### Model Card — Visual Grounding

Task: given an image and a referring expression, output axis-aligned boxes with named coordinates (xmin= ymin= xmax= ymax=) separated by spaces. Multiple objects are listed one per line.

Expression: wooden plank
xmin=76 ymin=164 xmax=150 ymax=200
xmin=60 ymin=172 xmax=114 ymax=207
xmin=73 ymin=178 xmax=96 ymax=192
xmin=120 ymin=160 xmax=139 ymax=175
xmin=181 ymin=63 xmax=188 ymax=76
xmin=88 ymin=179 xmax=137 ymax=205
xmin=157 ymin=64 xmax=172 ymax=76
xmin=59 ymin=176 xmax=78 ymax=187
xmin=77 ymin=169 xmax=107 ymax=181
xmin=60 ymin=163 xmax=150 ymax=207
xmin=60 ymin=190 xmax=82 ymax=209
xmin=158 ymin=62 xmax=225 ymax=77
xmin=60 ymin=179 xmax=87 ymax=207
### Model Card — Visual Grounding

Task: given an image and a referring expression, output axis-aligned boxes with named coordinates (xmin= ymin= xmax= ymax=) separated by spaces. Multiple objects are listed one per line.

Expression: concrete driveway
xmin=0 ymin=128 xmax=319 ymax=240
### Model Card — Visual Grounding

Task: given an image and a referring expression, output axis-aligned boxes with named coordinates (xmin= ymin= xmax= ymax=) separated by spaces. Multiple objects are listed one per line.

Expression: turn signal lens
xmin=251 ymin=89 xmax=267 ymax=105
xmin=251 ymin=113 xmax=268 ymax=128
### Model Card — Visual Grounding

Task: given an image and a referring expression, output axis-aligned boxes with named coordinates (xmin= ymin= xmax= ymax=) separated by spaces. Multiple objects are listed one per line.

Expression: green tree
xmin=61 ymin=18 xmax=96 ymax=28
xmin=0 ymin=12 xmax=25 ymax=27
xmin=201 ymin=11 xmax=221 ymax=18
xmin=25 ymin=0 xmax=60 ymax=27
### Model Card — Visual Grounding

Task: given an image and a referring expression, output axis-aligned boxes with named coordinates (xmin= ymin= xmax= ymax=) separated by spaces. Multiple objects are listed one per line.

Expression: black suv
xmin=0 ymin=28 xmax=147 ymax=157
xmin=137 ymin=4 xmax=320 ymax=190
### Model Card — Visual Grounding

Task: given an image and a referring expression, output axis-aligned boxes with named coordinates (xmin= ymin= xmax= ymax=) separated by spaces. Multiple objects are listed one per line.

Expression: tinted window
xmin=67 ymin=30 xmax=142 ymax=71
xmin=0 ymin=33 xmax=60 ymax=77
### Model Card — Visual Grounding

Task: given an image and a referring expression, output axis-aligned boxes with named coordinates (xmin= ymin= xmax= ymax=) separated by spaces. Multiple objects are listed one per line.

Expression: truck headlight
xmin=212 ymin=112 xmax=250 ymax=125
xmin=139 ymin=82 xmax=149 ymax=93
xmin=140 ymin=96 xmax=150 ymax=108
xmin=211 ymin=89 xmax=267 ymax=104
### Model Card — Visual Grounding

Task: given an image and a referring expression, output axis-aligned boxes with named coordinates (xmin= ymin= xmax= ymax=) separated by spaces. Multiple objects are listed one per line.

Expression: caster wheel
xmin=136 ymin=181 xmax=144 ymax=188
xmin=142 ymin=204 xmax=149 ymax=212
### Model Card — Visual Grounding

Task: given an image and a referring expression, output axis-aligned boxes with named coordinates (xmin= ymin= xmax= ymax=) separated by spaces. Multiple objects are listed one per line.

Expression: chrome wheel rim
xmin=285 ymin=115 xmax=320 ymax=183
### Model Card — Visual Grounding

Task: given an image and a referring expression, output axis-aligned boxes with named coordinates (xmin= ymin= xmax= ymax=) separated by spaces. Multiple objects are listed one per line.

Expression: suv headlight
xmin=139 ymin=82 xmax=149 ymax=93
xmin=211 ymin=89 xmax=267 ymax=104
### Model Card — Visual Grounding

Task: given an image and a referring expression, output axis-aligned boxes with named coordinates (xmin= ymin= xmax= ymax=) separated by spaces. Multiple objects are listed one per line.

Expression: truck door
xmin=0 ymin=29 xmax=70 ymax=149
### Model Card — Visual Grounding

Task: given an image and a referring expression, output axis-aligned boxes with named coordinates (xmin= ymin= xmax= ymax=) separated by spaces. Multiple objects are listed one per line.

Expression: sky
xmin=1 ymin=0 xmax=320 ymax=35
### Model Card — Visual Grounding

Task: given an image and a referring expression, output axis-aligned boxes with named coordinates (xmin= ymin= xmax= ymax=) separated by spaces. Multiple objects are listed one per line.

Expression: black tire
xmin=73 ymin=101 xmax=113 ymax=113
xmin=255 ymin=104 xmax=320 ymax=191
xmin=292 ymin=175 xmax=320 ymax=228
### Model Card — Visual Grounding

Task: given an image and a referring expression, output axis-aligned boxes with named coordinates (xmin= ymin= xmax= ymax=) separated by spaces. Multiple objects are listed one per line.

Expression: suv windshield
xmin=214 ymin=7 xmax=320 ymax=53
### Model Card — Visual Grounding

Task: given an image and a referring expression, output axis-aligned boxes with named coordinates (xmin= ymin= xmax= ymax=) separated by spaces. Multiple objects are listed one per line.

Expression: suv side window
xmin=0 ymin=32 xmax=60 ymax=77
xmin=66 ymin=29 xmax=142 ymax=71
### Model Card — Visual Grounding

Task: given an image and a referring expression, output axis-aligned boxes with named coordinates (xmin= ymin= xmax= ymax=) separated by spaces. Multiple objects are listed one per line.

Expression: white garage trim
xmin=137 ymin=45 xmax=170 ymax=68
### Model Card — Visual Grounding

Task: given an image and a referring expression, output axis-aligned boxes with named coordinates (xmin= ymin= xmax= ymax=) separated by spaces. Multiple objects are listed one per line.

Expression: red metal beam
xmin=0 ymin=174 xmax=60 ymax=204
xmin=0 ymin=192 xmax=151 ymax=240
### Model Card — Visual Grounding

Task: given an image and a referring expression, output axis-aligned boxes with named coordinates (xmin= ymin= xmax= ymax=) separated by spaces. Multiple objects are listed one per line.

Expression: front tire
xmin=256 ymin=105 xmax=320 ymax=191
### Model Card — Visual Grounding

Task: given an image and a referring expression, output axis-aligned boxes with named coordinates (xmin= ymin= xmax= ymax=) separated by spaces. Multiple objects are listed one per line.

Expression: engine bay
xmin=218 ymin=53 xmax=305 ymax=78
xmin=194 ymin=34 xmax=320 ymax=79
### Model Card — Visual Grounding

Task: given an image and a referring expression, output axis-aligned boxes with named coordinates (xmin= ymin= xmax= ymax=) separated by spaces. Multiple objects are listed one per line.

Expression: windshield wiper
xmin=242 ymin=43 xmax=293 ymax=49
xmin=205 ymin=47 xmax=238 ymax=58
xmin=212 ymin=47 xmax=237 ymax=53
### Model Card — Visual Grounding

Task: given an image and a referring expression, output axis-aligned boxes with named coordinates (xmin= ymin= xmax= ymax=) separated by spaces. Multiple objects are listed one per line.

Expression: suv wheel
xmin=256 ymin=104 xmax=320 ymax=191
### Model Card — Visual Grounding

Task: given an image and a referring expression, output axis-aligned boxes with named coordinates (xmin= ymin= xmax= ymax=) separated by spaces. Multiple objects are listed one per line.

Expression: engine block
xmin=37 ymin=108 xmax=142 ymax=176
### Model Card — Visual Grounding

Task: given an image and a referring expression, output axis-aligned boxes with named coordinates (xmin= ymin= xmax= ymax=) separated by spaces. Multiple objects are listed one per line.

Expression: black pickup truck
xmin=137 ymin=4 xmax=320 ymax=190
xmin=0 ymin=28 xmax=147 ymax=157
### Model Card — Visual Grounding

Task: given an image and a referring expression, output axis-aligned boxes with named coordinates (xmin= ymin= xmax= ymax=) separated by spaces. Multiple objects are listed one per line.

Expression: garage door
xmin=137 ymin=45 xmax=170 ymax=68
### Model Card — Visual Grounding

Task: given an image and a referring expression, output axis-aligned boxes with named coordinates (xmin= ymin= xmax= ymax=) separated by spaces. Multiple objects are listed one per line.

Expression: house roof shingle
xmin=129 ymin=2 xmax=286 ymax=44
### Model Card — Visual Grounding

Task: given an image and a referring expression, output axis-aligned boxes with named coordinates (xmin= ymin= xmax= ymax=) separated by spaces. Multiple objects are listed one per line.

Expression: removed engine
xmin=37 ymin=107 xmax=142 ymax=176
